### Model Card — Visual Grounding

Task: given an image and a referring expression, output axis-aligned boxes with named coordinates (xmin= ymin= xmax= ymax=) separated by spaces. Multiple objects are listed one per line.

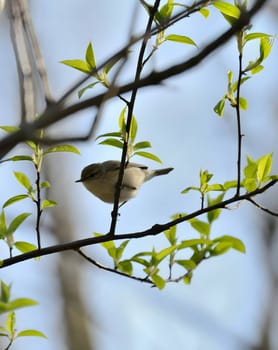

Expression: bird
xmin=75 ymin=160 xmax=173 ymax=203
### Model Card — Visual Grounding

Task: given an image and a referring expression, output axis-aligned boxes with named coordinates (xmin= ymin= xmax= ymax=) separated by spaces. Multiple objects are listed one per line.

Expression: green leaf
xmin=118 ymin=106 xmax=127 ymax=133
xmin=117 ymin=260 xmax=133 ymax=275
xmin=159 ymin=0 xmax=173 ymax=19
xmin=239 ymin=97 xmax=248 ymax=110
xmin=257 ymin=153 xmax=272 ymax=183
xmin=133 ymin=151 xmax=162 ymax=164
xmin=13 ymin=172 xmax=32 ymax=192
xmin=129 ymin=116 xmax=138 ymax=144
xmin=260 ymin=37 xmax=273 ymax=60
xmin=214 ymin=97 xmax=226 ymax=116
xmin=115 ymin=240 xmax=130 ymax=260
xmin=213 ymin=235 xmax=245 ymax=253
xmin=165 ymin=34 xmax=197 ymax=47
xmin=0 ymin=298 xmax=38 ymax=314
xmin=14 ymin=241 xmax=37 ymax=254
xmin=96 ymin=132 xmax=122 ymax=140
xmin=181 ymin=186 xmax=199 ymax=194
xmin=0 ymin=155 xmax=33 ymax=164
xmin=60 ymin=59 xmax=91 ymax=74
xmin=41 ymin=199 xmax=57 ymax=210
xmin=17 ymin=329 xmax=47 ymax=339
xmin=1 ymin=281 xmax=11 ymax=303
xmin=99 ymin=138 xmax=123 ymax=149
xmin=183 ymin=272 xmax=193 ymax=284
xmin=244 ymin=156 xmax=257 ymax=179
xmin=2 ymin=195 xmax=29 ymax=208
xmin=223 ymin=180 xmax=238 ymax=190
xmin=178 ymin=238 xmax=211 ymax=249
xmin=78 ymin=82 xmax=99 ymax=98
xmin=6 ymin=311 xmax=15 ymax=334
xmin=189 ymin=218 xmax=210 ymax=236
xmin=151 ymin=274 xmax=165 ymax=290
xmin=207 ymin=193 xmax=225 ymax=223
xmin=175 ymin=259 xmax=196 ymax=270
xmin=213 ymin=1 xmax=240 ymax=19
xmin=133 ymin=141 xmax=151 ymax=150
xmin=164 ymin=226 xmax=177 ymax=246
xmin=199 ymin=8 xmax=210 ymax=18
xmin=245 ymin=32 xmax=272 ymax=42
xmin=85 ymin=42 xmax=96 ymax=70
xmin=242 ymin=178 xmax=257 ymax=192
xmin=40 ymin=181 xmax=50 ymax=189
xmin=156 ymin=246 xmax=177 ymax=262
xmin=0 ymin=210 xmax=7 ymax=237
xmin=103 ymin=54 xmax=124 ymax=74
xmin=210 ymin=242 xmax=232 ymax=256
xmin=0 ymin=126 xmax=20 ymax=133
xmin=7 ymin=213 xmax=31 ymax=234
xmin=206 ymin=184 xmax=225 ymax=191
xmin=43 ymin=144 xmax=80 ymax=155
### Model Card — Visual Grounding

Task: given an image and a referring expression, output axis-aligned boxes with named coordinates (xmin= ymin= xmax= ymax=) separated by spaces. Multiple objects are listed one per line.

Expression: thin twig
xmin=77 ymin=249 xmax=153 ymax=284
xmin=247 ymin=198 xmax=278 ymax=217
xmin=235 ymin=45 xmax=244 ymax=196
xmin=109 ymin=0 xmax=162 ymax=235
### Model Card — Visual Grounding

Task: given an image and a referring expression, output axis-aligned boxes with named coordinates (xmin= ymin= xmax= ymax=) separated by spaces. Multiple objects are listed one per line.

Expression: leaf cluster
xmin=0 ymin=281 xmax=46 ymax=349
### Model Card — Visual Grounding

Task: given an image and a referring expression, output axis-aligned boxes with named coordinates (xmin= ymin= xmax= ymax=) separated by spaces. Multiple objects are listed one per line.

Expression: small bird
xmin=75 ymin=160 xmax=173 ymax=203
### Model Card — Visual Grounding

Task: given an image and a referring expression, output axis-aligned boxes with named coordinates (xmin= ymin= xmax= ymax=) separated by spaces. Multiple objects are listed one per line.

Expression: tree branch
xmin=1 ymin=179 xmax=276 ymax=269
xmin=0 ymin=0 xmax=267 ymax=159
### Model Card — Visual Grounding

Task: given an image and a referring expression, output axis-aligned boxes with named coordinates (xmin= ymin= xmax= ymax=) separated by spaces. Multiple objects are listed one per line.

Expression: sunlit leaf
xmin=14 ymin=241 xmax=37 ymax=254
xmin=214 ymin=98 xmax=225 ymax=117
xmin=17 ymin=329 xmax=47 ymax=339
xmin=151 ymin=274 xmax=165 ymax=290
xmin=78 ymin=81 xmax=99 ymax=98
xmin=85 ymin=42 xmax=96 ymax=70
xmin=133 ymin=151 xmax=162 ymax=164
xmin=7 ymin=213 xmax=31 ymax=234
xmin=165 ymin=34 xmax=197 ymax=47
xmin=13 ymin=172 xmax=32 ymax=191
xmin=2 ymin=195 xmax=29 ymax=208
xmin=175 ymin=259 xmax=196 ymax=270
xmin=60 ymin=59 xmax=91 ymax=74
xmin=43 ymin=144 xmax=80 ymax=155
xmin=99 ymin=138 xmax=123 ymax=149
xmin=41 ymin=199 xmax=57 ymax=210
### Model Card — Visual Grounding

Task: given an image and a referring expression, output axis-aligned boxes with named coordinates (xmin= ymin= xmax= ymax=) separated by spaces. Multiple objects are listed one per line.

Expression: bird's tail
xmin=154 ymin=167 xmax=174 ymax=176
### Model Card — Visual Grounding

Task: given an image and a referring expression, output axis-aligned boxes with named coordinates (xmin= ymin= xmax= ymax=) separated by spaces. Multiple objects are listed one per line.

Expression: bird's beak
xmin=75 ymin=179 xmax=82 ymax=183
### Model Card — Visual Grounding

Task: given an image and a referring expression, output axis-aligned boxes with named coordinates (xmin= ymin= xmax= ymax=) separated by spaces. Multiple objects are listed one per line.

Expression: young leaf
xmin=130 ymin=116 xmax=138 ymax=144
xmin=17 ymin=329 xmax=47 ymax=339
xmin=60 ymin=59 xmax=91 ymax=74
xmin=14 ymin=241 xmax=37 ymax=254
xmin=78 ymin=82 xmax=99 ymax=98
xmin=1 ymin=281 xmax=11 ymax=303
xmin=189 ymin=219 xmax=210 ymax=236
xmin=0 ymin=126 xmax=20 ymax=133
xmin=43 ymin=145 xmax=80 ymax=155
xmin=175 ymin=259 xmax=196 ymax=270
xmin=257 ymin=153 xmax=272 ymax=183
xmin=85 ymin=42 xmax=96 ymax=70
xmin=2 ymin=195 xmax=29 ymax=209
xmin=0 ymin=155 xmax=33 ymax=164
xmin=213 ymin=235 xmax=245 ymax=253
xmin=213 ymin=1 xmax=240 ymax=19
xmin=133 ymin=151 xmax=162 ymax=164
xmin=117 ymin=260 xmax=133 ymax=275
xmin=7 ymin=213 xmax=31 ymax=234
xmin=165 ymin=34 xmax=197 ymax=47
xmin=6 ymin=311 xmax=15 ymax=334
xmin=14 ymin=172 xmax=32 ymax=192
xmin=133 ymin=141 xmax=151 ymax=150
xmin=41 ymin=199 xmax=57 ymax=210
xmin=151 ymin=274 xmax=165 ymax=290
xmin=99 ymin=138 xmax=123 ymax=149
